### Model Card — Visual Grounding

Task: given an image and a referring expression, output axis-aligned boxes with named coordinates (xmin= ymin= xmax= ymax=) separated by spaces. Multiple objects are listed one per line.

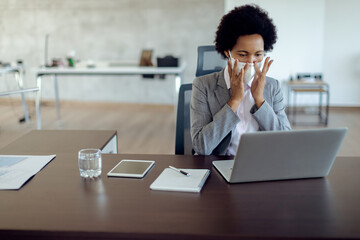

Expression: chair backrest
xmin=195 ymin=45 xmax=226 ymax=77
xmin=175 ymin=46 xmax=225 ymax=154
xmin=175 ymin=83 xmax=193 ymax=155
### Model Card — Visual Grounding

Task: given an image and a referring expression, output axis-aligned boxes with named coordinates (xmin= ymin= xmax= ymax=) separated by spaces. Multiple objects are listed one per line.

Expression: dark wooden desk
xmin=0 ymin=130 xmax=118 ymax=155
xmin=1 ymin=151 xmax=359 ymax=239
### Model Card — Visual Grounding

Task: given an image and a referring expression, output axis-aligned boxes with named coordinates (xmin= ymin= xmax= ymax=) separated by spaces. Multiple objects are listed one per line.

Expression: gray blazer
xmin=190 ymin=69 xmax=291 ymax=155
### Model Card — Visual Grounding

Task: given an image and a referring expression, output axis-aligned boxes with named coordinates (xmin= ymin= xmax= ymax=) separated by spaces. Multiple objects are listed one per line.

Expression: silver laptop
xmin=212 ymin=128 xmax=347 ymax=183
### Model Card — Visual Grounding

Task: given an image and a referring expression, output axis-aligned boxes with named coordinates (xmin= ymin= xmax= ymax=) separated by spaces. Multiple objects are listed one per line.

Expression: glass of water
xmin=78 ymin=149 xmax=102 ymax=178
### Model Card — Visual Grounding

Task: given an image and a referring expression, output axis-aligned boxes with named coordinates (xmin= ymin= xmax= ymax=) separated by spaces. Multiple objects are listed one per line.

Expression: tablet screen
xmin=107 ymin=160 xmax=155 ymax=178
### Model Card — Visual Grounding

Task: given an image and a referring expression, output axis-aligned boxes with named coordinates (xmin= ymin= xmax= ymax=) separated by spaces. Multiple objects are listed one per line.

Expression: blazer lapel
xmin=214 ymin=69 xmax=231 ymax=108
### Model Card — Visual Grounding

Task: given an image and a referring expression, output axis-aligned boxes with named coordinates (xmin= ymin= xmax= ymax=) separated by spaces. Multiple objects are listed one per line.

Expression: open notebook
xmin=150 ymin=168 xmax=210 ymax=193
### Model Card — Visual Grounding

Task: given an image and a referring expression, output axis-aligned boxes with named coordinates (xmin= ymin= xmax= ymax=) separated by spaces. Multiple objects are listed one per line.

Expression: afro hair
xmin=215 ymin=4 xmax=277 ymax=58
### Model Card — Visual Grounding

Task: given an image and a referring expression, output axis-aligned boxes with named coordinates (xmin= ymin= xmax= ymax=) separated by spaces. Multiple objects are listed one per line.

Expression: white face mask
xmin=228 ymin=50 xmax=262 ymax=84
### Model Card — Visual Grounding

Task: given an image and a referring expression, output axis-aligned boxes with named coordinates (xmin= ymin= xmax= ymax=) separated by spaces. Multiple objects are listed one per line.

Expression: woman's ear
xmin=224 ymin=50 xmax=230 ymax=58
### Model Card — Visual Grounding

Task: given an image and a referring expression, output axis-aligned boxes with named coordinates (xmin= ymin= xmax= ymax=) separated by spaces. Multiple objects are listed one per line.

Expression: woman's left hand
xmin=251 ymin=57 xmax=273 ymax=108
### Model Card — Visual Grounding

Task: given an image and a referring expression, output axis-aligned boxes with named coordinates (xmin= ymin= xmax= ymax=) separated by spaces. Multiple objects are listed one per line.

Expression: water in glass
xmin=78 ymin=149 xmax=102 ymax=178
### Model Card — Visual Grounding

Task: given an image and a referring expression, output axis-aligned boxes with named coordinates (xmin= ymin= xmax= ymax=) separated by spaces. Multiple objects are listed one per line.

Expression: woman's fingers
xmin=254 ymin=60 xmax=261 ymax=74
xmin=233 ymin=59 xmax=238 ymax=78
xmin=243 ymin=63 xmax=249 ymax=75
xmin=266 ymin=59 xmax=274 ymax=72
xmin=239 ymin=63 xmax=248 ymax=82
xmin=239 ymin=68 xmax=244 ymax=80
xmin=227 ymin=59 xmax=232 ymax=77
xmin=228 ymin=59 xmax=242 ymax=87
xmin=262 ymin=57 xmax=270 ymax=73
xmin=261 ymin=57 xmax=273 ymax=74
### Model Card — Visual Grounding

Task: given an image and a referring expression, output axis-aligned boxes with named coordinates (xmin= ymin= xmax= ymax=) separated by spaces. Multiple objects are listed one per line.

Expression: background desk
xmin=0 ymin=130 xmax=118 ymax=155
xmin=0 ymin=145 xmax=359 ymax=239
xmin=34 ymin=63 xmax=186 ymax=129
xmin=285 ymin=80 xmax=330 ymax=125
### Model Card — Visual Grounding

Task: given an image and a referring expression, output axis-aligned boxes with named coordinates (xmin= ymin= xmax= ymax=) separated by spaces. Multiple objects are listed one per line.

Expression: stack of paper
xmin=0 ymin=155 xmax=56 ymax=190
xmin=150 ymin=168 xmax=210 ymax=193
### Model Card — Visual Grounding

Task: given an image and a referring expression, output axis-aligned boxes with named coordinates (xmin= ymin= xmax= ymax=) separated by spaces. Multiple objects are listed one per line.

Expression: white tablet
xmin=107 ymin=159 xmax=155 ymax=178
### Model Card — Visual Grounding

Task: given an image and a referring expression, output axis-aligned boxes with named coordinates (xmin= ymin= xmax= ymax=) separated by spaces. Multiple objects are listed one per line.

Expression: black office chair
xmin=175 ymin=46 xmax=226 ymax=154
xmin=196 ymin=45 xmax=226 ymax=77
xmin=175 ymin=83 xmax=193 ymax=155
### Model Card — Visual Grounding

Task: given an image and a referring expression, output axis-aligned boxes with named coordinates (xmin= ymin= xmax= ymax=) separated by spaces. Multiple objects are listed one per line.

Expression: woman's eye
xmin=239 ymin=54 xmax=246 ymax=57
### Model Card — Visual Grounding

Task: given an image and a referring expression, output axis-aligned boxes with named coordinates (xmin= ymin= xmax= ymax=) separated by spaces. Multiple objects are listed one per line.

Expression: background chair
xmin=0 ymin=88 xmax=40 ymax=125
xmin=0 ymin=67 xmax=39 ymax=126
xmin=196 ymin=45 xmax=226 ymax=77
xmin=175 ymin=83 xmax=193 ymax=155
xmin=175 ymin=45 xmax=225 ymax=154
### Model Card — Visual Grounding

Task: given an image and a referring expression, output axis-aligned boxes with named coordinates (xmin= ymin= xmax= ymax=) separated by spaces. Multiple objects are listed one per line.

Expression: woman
xmin=190 ymin=4 xmax=291 ymax=155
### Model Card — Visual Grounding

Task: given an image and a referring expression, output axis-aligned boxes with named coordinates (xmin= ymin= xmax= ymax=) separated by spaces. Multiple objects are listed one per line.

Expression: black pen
xmin=169 ymin=166 xmax=191 ymax=177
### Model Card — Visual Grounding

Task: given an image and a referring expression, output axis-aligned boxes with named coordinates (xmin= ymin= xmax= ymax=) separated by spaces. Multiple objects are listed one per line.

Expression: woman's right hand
xmin=227 ymin=59 xmax=249 ymax=112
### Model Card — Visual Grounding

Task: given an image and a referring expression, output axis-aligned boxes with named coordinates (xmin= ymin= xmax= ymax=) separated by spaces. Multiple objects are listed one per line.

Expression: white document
xmin=150 ymin=168 xmax=210 ymax=193
xmin=0 ymin=154 xmax=56 ymax=190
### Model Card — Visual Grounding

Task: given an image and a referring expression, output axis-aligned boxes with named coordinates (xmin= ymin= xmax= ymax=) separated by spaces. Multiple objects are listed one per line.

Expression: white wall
xmin=0 ymin=0 xmax=224 ymax=104
xmin=323 ymin=0 xmax=360 ymax=106
xmin=225 ymin=0 xmax=360 ymax=106
xmin=2 ymin=0 xmax=359 ymax=106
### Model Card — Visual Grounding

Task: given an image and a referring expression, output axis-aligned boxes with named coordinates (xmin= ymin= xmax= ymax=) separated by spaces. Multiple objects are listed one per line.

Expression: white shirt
xmin=224 ymin=66 xmax=259 ymax=156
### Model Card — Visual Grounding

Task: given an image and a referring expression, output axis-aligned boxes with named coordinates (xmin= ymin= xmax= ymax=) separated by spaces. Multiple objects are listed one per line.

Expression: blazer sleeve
xmin=190 ymin=76 xmax=240 ymax=155
xmin=250 ymin=78 xmax=291 ymax=131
